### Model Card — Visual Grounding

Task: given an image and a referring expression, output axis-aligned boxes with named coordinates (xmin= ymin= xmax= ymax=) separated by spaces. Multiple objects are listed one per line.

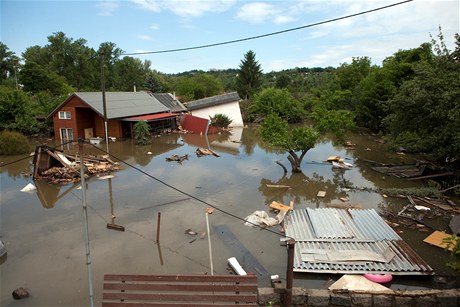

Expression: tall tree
xmin=0 ymin=43 xmax=19 ymax=84
xmin=236 ymin=50 xmax=262 ymax=99
xmin=384 ymin=34 xmax=460 ymax=161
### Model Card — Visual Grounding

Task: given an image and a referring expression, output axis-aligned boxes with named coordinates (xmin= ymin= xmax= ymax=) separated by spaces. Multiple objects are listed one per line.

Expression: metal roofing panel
xmin=291 ymin=240 xmax=432 ymax=275
xmin=75 ymin=92 xmax=169 ymax=119
xmin=151 ymin=93 xmax=187 ymax=113
xmin=187 ymin=92 xmax=240 ymax=111
xmin=284 ymin=208 xmax=432 ymax=275
xmin=287 ymin=208 xmax=401 ymax=241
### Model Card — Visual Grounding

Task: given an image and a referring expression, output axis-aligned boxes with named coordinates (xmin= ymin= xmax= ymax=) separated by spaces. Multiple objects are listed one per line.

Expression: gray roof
xmin=73 ymin=92 xmax=169 ymax=119
xmin=150 ymin=93 xmax=187 ymax=113
xmin=284 ymin=208 xmax=433 ymax=275
xmin=48 ymin=91 xmax=170 ymax=120
xmin=186 ymin=92 xmax=240 ymax=111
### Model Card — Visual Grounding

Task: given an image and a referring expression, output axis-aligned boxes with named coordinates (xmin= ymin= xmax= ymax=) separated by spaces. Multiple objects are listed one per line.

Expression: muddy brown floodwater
xmin=0 ymin=127 xmax=458 ymax=306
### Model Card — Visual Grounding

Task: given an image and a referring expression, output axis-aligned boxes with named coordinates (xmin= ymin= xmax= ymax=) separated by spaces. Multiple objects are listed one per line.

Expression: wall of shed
xmin=53 ymin=96 xmax=123 ymax=143
xmin=190 ymin=101 xmax=244 ymax=127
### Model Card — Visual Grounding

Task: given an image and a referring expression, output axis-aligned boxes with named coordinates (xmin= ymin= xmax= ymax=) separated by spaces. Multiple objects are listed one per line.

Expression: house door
xmin=60 ymin=128 xmax=74 ymax=142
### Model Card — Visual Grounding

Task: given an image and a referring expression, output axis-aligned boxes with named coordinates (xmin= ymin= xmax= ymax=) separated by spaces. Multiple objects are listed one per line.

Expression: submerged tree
xmin=260 ymin=114 xmax=319 ymax=173
xmin=133 ymin=121 xmax=151 ymax=145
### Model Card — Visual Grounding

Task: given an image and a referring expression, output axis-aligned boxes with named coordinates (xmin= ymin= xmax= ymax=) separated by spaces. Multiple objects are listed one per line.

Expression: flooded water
xmin=0 ymin=127 xmax=458 ymax=306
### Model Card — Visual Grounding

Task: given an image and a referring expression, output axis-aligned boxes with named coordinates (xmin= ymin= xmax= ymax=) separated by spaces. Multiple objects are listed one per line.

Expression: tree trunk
xmin=287 ymin=153 xmax=302 ymax=173
xmin=287 ymin=149 xmax=309 ymax=173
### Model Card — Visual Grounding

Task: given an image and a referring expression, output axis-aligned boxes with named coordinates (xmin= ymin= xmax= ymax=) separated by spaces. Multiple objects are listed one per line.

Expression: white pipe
xmin=205 ymin=212 xmax=214 ymax=275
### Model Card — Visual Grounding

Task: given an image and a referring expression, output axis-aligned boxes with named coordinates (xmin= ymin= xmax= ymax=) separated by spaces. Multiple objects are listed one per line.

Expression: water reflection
xmin=0 ymin=127 xmax=457 ymax=307
xmin=35 ymin=179 xmax=80 ymax=208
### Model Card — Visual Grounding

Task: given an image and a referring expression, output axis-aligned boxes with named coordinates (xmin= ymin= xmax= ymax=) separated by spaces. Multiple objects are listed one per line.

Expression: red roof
xmin=125 ymin=113 xmax=178 ymax=121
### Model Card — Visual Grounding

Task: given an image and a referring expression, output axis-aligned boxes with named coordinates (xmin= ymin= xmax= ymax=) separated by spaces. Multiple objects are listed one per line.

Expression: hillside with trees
xmin=0 ymin=30 xmax=459 ymax=166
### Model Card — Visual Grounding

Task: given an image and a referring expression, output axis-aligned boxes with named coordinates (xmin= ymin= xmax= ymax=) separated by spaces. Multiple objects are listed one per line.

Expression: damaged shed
xmin=284 ymin=208 xmax=433 ymax=275
xmin=33 ymin=145 xmax=120 ymax=184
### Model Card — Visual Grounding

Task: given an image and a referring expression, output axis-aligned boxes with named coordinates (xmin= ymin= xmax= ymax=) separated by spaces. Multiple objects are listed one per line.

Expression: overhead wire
xmin=122 ymin=0 xmax=414 ymax=56
xmin=87 ymin=141 xmax=292 ymax=239
xmin=0 ymin=140 xmax=76 ymax=168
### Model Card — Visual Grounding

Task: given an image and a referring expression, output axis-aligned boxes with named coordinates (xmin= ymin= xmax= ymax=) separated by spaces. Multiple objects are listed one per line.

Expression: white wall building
xmin=186 ymin=92 xmax=244 ymax=127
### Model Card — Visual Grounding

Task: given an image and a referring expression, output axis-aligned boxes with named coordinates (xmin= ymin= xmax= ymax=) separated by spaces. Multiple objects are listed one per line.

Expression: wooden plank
xmin=104 ymin=274 xmax=257 ymax=283
xmin=104 ymin=283 xmax=258 ymax=292
xmin=103 ymin=293 xmax=257 ymax=303
xmin=423 ymin=230 xmax=459 ymax=251
xmin=317 ymin=191 xmax=326 ymax=197
xmin=269 ymin=201 xmax=291 ymax=213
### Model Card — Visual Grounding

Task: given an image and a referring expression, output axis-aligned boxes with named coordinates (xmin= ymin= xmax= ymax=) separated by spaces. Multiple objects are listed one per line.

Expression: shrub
xmin=0 ymin=130 xmax=31 ymax=155
xmin=133 ymin=121 xmax=151 ymax=145
xmin=210 ymin=114 xmax=233 ymax=128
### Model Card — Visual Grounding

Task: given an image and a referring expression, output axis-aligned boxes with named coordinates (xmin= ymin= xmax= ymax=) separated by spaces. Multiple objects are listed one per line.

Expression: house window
xmin=58 ymin=111 xmax=71 ymax=119
xmin=60 ymin=128 xmax=73 ymax=142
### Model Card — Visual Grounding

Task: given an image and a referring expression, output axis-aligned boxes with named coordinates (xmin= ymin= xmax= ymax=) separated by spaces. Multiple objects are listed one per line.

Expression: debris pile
xmin=165 ymin=154 xmax=189 ymax=163
xmin=33 ymin=145 xmax=120 ymax=184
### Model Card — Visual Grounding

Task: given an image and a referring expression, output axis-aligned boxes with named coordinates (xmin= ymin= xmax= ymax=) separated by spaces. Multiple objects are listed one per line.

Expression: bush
xmin=0 ymin=130 xmax=31 ymax=155
xmin=210 ymin=114 xmax=233 ymax=128
xmin=133 ymin=121 xmax=151 ymax=145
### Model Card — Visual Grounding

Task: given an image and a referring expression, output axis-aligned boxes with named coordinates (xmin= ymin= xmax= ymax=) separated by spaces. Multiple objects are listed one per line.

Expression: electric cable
xmin=87 ymin=141 xmax=293 ymax=239
xmin=122 ymin=0 xmax=414 ymax=56
xmin=0 ymin=139 xmax=76 ymax=168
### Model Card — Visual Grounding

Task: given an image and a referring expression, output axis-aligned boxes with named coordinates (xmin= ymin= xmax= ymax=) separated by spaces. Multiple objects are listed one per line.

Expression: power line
xmin=88 ymin=142 xmax=292 ymax=239
xmin=123 ymin=0 xmax=414 ymax=56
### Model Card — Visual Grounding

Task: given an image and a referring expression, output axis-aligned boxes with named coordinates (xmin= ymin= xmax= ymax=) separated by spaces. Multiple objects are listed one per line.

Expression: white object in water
xmin=89 ymin=137 xmax=102 ymax=145
xmin=20 ymin=183 xmax=36 ymax=193
xmin=227 ymin=257 xmax=247 ymax=276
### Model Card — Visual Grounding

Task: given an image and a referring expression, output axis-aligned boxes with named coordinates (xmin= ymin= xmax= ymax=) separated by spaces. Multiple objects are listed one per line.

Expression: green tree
xmin=336 ymin=57 xmax=373 ymax=91
xmin=133 ymin=121 xmax=151 ymax=145
xmin=260 ymin=114 xmax=319 ymax=173
xmin=236 ymin=50 xmax=262 ymax=99
xmin=249 ymin=87 xmax=304 ymax=123
xmin=176 ymin=73 xmax=223 ymax=100
xmin=0 ymin=42 xmax=19 ymax=86
xmin=144 ymin=71 xmax=169 ymax=93
xmin=112 ymin=56 xmax=151 ymax=91
xmin=384 ymin=58 xmax=460 ymax=160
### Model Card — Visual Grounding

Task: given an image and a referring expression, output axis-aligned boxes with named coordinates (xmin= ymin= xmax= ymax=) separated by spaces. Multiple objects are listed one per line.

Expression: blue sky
xmin=1 ymin=0 xmax=459 ymax=74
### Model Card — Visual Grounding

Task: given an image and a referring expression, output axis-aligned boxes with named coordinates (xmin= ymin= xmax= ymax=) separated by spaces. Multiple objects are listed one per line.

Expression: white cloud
xmin=150 ymin=24 xmax=160 ymax=30
xmin=139 ymin=35 xmax=154 ymax=41
xmin=132 ymin=0 xmax=236 ymax=17
xmin=131 ymin=0 xmax=161 ymax=12
xmin=236 ymin=2 xmax=277 ymax=23
xmin=97 ymin=0 xmax=120 ymax=16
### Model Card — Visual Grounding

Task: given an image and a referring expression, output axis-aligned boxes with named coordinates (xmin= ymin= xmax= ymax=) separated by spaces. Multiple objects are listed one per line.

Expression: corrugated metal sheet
xmin=187 ymin=92 xmax=240 ymax=111
xmin=284 ymin=208 xmax=433 ymax=275
xmin=75 ymin=92 xmax=169 ymax=119
xmin=150 ymin=93 xmax=187 ymax=113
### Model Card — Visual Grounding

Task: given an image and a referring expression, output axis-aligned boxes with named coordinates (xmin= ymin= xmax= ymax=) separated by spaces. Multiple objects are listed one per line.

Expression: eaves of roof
xmin=186 ymin=92 xmax=241 ymax=111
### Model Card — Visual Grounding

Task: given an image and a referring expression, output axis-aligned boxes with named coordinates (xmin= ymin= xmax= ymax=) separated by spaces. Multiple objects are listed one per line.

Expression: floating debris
xmin=165 ymin=154 xmax=189 ymax=163
xmin=196 ymin=148 xmax=220 ymax=157
xmin=33 ymin=145 xmax=119 ymax=184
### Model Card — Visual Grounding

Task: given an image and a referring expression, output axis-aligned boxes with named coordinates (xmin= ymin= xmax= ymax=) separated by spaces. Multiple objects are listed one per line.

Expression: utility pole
xmin=79 ymin=140 xmax=94 ymax=307
xmin=100 ymin=51 xmax=109 ymax=153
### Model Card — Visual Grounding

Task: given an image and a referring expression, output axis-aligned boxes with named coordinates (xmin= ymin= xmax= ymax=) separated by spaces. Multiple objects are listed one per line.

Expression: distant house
xmin=48 ymin=91 xmax=186 ymax=143
xmin=185 ymin=92 xmax=243 ymax=128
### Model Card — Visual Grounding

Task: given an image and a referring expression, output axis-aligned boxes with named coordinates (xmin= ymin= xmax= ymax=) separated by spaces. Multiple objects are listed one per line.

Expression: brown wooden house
xmin=48 ymin=91 xmax=186 ymax=143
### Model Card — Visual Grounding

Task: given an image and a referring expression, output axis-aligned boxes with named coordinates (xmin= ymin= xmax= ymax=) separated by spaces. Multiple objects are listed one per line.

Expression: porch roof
xmin=123 ymin=113 xmax=178 ymax=122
